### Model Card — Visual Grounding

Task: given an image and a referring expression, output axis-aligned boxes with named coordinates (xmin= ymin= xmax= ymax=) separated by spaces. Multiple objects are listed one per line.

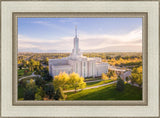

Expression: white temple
xmin=49 ymin=26 xmax=108 ymax=78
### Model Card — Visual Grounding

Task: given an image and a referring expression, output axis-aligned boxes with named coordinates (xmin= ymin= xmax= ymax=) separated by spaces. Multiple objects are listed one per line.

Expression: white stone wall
xmin=51 ymin=65 xmax=72 ymax=77
xmin=49 ymin=56 xmax=108 ymax=78
xmin=96 ymin=63 xmax=108 ymax=76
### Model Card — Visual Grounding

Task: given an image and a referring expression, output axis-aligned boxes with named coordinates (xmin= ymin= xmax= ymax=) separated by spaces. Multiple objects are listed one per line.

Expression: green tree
xmin=24 ymin=79 xmax=37 ymax=100
xmin=36 ymin=66 xmax=40 ymax=71
xmin=54 ymin=87 xmax=65 ymax=100
xmin=69 ymin=72 xmax=86 ymax=92
xmin=44 ymin=85 xmax=55 ymax=99
xmin=35 ymin=77 xmax=46 ymax=88
xmin=102 ymin=73 xmax=109 ymax=81
xmin=24 ymin=88 xmax=35 ymax=100
xmin=35 ymin=93 xmax=42 ymax=100
xmin=136 ymin=74 xmax=142 ymax=87
xmin=132 ymin=68 xmax=138 ymax=73
xmin=29 ymin=67 xmax=32 ymax=72
xmin=45 ymin=57 xmax=49 ymax=65
xmin=130 ymin=73 xmax=138 ymax=85
xmin=35 ymin=87 xmax=45 ymax=100
xmin=27 ymin=79 xmax=35 ymax=88
xmin=111 ymin=72 xmax=118 ymax=80
xmin=53 ymin=72 xmax=70 ymax=90
xmin=116 ymin=77 xmax=125 ymax=91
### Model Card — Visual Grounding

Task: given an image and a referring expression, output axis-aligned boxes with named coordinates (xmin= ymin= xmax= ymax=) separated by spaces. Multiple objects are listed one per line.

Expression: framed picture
xmin=1 ymin=0 xmax=159 ymax=118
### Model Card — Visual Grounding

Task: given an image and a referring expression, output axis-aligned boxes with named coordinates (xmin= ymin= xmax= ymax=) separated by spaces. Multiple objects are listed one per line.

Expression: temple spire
xmin=75 ymin=26 xmax=77 ymax=37
xmin=70 ymin=25 xmax=82 ymax=57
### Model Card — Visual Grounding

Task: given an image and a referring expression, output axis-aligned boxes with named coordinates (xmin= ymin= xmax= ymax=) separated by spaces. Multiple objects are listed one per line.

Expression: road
xmin=18 ymin=71 xmax=41 ymax=81
xmin=63 ymin=80 xmax=117 ymax=93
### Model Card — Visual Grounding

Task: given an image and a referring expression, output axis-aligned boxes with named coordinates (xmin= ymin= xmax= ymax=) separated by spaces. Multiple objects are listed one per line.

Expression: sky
xmin=18 ymin=18 xmax=142 ymax=53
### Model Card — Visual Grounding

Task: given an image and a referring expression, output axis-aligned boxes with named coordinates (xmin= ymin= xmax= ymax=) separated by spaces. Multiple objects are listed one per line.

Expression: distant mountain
xmin=84 ymin=45 xmax=142 ymax=52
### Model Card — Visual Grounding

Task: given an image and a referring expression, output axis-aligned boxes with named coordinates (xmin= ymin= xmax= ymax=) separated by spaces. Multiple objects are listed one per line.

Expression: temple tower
xmin=71 ymin=26 xmax=81 ymax=56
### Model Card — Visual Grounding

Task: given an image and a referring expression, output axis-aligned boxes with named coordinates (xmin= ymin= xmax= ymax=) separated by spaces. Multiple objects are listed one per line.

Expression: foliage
xmin=106 ymin=71 xmax=117 ymax=80
xmin=107 ymin=56 xmax=142 ymax=67
xmin=24 ymin=79 xmax=37 ymax=100
xmin=136 ymin=74 xmax=142 ymax=87
xmin=44 ymin=85 xmax=55 ymax=99
xmin=44 ymin=57 xmax=49 ymax=65
xmin=26 ymin=79 xmax=36 ymax=88
xmin=130 ymin=66 xmax=143 ymax=87
xmin=116 ymin=77 xmax=125 ymax=91
xmin=54 ymin=87 xmax=65 ymax=100
xmin=35 ymin=77 xmax=46 ymax=88
xmin=19 ymin=79 xmax=27 ymax=88
xmin=35 ymin=93 xmax=42 ymax=100
xmin=18 ymin=85 xmax=25 ymax=99
xmin=101 ymin=73 xmax=109 ymax=81
xmin=53 ymin=72 xmax=70 ymax=90
xmin=69 ymin=72 xmax=86 ymax=92
xmin=24 ymin=87 xmax=35 ymax=100
xmin=18 ymin=52 xmax=142 ymax=100
xmin=44 ymin=74 xmax=52 ymax=81
xmin=18 ymin=69 xmax=32 ymax=77
xmin=110 ymin=72 xmax=118 ymax=80
xmin=35 ymin=87 xmax=45 ymax=100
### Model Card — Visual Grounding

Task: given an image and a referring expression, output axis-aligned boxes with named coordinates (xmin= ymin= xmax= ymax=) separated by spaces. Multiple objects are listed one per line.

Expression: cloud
xmin=58 ymin=19 xmax=79 ymax=25
xmin=18 ymin=27 xmax=142 ymax=52
xmin=61 ymin=27 xmax=142 ymax=50
xmin=32 ymin=21 xmax=50 ymax=25
xmin=18 ymin=35 xmax=73 ymax=52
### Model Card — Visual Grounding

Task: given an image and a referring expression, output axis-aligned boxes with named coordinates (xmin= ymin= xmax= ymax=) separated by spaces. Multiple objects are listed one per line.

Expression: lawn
xmin=85 ymin=77 xmax=101 ymax=81
xmin=66 ymin=84 xmax=142 ymax=100
xmin=86 ymin=79 xmax=113 ymax=87
xmin=62 ymin=80 xmax=114 ymax=91
xmin=18 ymin=69 xmax=33 ymax=79
xmin=18 ymin=85 xmax=25 ymax=99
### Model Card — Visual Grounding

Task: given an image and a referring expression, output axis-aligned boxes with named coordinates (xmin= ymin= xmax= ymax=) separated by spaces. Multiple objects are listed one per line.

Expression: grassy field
xmin=63 ymin=80 xmax=114 ymax=91
xmin=66 ymin=84 xmax=142 ymax=100
xmin=85 ymin=77 xmax=101 ymax=81
xmin=86 ymin=80 xmax=113 ymax=87
xmin=18 ymin=69 xmax=33 ymax=78
xmin=18 ymin=86 xmax=25 ymax=99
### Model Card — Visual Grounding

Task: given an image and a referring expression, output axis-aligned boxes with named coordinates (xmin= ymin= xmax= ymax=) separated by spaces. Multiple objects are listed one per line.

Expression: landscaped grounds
xmin=66 ymin=84 xmax=142 ymax=100
xmin=18 ymin=52 xmax=143 ymax=101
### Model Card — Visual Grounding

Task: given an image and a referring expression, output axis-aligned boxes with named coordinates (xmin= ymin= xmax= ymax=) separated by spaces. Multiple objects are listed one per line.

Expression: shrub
xmin=44 ymin=85 xmax=55 ymax=99
xmin=54 ymin=87 xmax=65 ymax=100
xmin=24 ymin=88 xmax=35 ymax=100
xmin=116 ymin=77 xmax=125 ymax=91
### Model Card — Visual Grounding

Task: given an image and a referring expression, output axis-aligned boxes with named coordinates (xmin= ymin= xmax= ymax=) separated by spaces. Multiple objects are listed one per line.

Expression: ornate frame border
xmin=0 ymin=0 xmax=159 ymax=118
